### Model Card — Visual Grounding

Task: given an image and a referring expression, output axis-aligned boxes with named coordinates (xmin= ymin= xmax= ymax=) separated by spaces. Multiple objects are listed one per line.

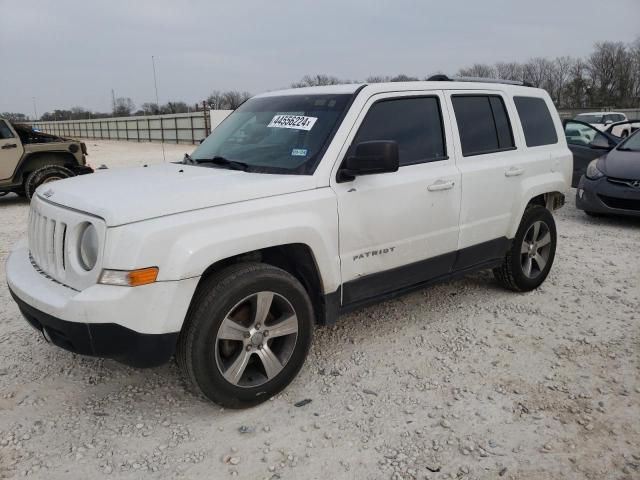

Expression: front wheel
xmin=493 ymin=205 xmax=557 ymax=292
xmin=177 ymin=263 xmax=314 ymax=408
xmin=25 ymin=165 xmax=74 ymax=199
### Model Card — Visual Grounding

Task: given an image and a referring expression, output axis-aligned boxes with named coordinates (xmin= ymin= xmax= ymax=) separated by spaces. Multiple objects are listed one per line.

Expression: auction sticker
xmin=268 ymin=114 xmax=317 ymax=131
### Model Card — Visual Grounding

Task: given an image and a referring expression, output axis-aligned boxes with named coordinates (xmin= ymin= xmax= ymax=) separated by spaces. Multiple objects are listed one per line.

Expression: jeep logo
xmin=353 ymin=247 xmax=396 ymax=261
xmin=42 ymin=189 xmax=54 ymax=198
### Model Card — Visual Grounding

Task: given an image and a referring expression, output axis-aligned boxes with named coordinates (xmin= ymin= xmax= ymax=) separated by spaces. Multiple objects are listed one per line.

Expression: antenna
xmin=152 ymin=55 xmax=166 ymax=162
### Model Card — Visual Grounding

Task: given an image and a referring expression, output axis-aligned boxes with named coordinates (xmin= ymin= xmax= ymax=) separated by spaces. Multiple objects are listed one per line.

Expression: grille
xmin=607 ymin=177 xmax=640 ymax=188
xmin=598 ymin=194 xmax=640 ymax=211
xmin=28 ymin=208 xmax=67 ymax=281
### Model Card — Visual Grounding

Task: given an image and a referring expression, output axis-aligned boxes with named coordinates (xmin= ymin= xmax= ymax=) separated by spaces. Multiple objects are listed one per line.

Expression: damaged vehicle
xmin=0 ymin=119 xmax=92 ymax=199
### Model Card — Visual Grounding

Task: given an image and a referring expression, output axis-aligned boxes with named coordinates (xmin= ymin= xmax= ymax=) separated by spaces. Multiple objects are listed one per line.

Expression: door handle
xmin=427 ymin=180 xmax=455 ymax=191
xmin=1 ymin=143 xmax=17 ymax=150
xmin=505 ymin=167 xmax=524 ymax=177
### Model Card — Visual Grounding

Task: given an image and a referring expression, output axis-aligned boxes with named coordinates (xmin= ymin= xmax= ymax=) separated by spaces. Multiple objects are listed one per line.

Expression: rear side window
xmin=353 ymin=97 xmax=446 ymax=166
xmin=451 ymin=95 xmax=514 ymax=156
xmin=0 ymin=121 xmax=14 ymax=139
xmin=514 ymin=96 xmax=558 ymax=147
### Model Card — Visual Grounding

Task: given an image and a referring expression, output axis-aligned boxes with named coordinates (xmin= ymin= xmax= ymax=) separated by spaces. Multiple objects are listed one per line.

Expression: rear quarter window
xmin=514 ymin=97 xmax=558 ymax=147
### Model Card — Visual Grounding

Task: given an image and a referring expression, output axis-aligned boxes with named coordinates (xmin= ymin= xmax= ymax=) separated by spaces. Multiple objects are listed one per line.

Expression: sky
xmin=1 ymin=0 xmax=639 ymax=116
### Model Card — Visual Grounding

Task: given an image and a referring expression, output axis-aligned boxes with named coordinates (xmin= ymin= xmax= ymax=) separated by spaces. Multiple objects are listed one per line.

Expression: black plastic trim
xmin=10 ymin=288 xmax=178 ymax=368
xmin=321 ymin=237 xmax=511 ymax=324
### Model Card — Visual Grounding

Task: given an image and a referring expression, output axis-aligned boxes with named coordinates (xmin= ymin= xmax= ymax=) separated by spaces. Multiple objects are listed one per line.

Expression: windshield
xmin=617 ymin=130 xmax=640 ymax=151
xmin=575 ymin=114 xmax=604 ymax=124
xmin=191 ymin=94 xmax=352 ymax=174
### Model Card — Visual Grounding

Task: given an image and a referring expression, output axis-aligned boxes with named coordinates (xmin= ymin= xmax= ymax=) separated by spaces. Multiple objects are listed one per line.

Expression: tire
xmin=177 ymin=262 xmax=314 ymax=408
xmin=493 ymin=205 xmax=557 ymax=292
xmin=25 ymin=165 xmax=74 ymax=200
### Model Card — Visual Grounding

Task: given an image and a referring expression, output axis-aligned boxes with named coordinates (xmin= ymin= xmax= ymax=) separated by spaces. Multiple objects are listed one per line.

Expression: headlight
xmin=585 ymin=159 xmax=605 ymax=180
xmin=78 ymin=223 xmax=99 ymax=271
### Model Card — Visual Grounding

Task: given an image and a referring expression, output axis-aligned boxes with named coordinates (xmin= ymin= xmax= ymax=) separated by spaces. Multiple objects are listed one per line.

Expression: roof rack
xmin=427 ymin=74 xmax=533 ymax=87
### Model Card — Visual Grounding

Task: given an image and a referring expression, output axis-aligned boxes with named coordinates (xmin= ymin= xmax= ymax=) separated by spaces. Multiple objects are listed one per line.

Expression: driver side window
xmin=564 ymin=120 xmax=611 ymax=148
xmin=0 ymin=121 xmax=15 ymax=139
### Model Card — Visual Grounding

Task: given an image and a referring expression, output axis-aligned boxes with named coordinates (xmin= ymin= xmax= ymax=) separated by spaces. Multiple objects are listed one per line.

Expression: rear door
xmin=563 ymin=120 xmax=617 ymax=187
xmin=445 ymin=91 xmax=520 ymax=258
xmin=0 ymin=120 xmax=24 ymax=180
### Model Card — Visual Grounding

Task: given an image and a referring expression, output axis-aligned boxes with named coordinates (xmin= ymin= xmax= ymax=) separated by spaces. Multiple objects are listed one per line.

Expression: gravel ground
xmin=0 ymin=140 xmax=639 ymax=480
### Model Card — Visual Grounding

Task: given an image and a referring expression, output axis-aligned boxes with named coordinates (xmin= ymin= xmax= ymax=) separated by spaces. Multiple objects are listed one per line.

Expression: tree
xmin=291 ymin=74 xmax=344 ymax=88
xmin=495 ymin=62 xmax=524 ymax=81
xmin=457 ymin=63 xmax=496 ymax=78
xmin=161 ymin=101 xmax=190 ymax=114
xmin=140 ymin=102 xmax=160 ymax=115
xmin=207 ymin=91 xmax=226 ymax=110
xmin=1 ymin=112 xmax=28 ymax=122
xmin=221 ymin=91 xmax=251 ymax=109
xmin=113 ymin=97 xmax=135 ymax=116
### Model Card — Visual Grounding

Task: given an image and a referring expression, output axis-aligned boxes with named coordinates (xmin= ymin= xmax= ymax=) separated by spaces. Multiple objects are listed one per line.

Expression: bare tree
xmin=291 ymin=74 xmax=344 ymax=88
xmin=207 ymin=91 xmax=225 ymax=110
xmin=2 ymin=112 xmax=29 ymax=122
xmin=457 ymin=63 xmax=496 ymax=78
xmin=113 ymin=97 xmax=135 ymax=116
xmin=495 ymin=62 xmax=524 ymax=81
xmin=140 ymin=102 xmax=160 ymax=115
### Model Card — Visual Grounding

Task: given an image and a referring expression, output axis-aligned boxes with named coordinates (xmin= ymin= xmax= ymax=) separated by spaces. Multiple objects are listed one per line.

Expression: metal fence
xmin=28 ymin=110 xmax=232 ymax=145
xmin=26 ymin=107 xmax=640 ymax=142
xmin=558 ymin=108 xmax=640 ymax=120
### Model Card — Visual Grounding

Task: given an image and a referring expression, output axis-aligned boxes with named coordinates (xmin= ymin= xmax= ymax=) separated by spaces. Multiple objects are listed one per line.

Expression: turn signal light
xmin=99 ymin=267 xmax=159 ymax=287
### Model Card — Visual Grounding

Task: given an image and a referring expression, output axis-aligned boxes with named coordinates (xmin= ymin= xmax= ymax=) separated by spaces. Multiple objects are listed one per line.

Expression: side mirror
xmin=590 ymin=135 xmax=612 ymax=150
xmin=199 ymin=138 xmax=206 ymax=144
xmin=338 ymin=141 xmax=399 ymax=182
xmin=604 ymin=119 xmax=613 ymax=125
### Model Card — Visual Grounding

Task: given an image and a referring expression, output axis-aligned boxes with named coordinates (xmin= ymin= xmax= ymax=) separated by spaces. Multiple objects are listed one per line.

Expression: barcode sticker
xmin=268 ymin=114 xmax=317 ymax=131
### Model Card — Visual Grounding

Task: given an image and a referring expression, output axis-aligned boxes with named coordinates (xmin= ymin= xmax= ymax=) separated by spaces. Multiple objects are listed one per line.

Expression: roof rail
xmin=427 ymin=74 xmax=533 ymax=87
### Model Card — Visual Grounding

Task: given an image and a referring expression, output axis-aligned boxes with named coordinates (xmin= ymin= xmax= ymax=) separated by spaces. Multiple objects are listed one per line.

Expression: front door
xmin=331 ymin=92 xmax=461 ymax=305
xmin=0 ymin=120 xmax=24 ymax=181
xmin=564 ymin=120 xmax=617 ymax=187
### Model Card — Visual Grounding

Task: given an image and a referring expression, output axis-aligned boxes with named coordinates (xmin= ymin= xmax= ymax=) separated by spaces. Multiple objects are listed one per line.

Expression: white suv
xmin=7 ymin=79 xmax=571 ymax=408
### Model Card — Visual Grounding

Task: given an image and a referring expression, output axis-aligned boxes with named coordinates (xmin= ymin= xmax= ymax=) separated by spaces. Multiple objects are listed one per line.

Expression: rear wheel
xmin=177 ymin=263 xmax=314 ymax=408
xmin=493 ymin=205 xmax=557 ymax=292
xmin=25 ymin=165 xmax=74 ymax=200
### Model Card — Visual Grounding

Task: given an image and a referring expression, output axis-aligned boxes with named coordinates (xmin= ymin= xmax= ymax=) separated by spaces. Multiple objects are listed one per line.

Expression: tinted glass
xmin=490 ymin=97 xmax=514 ymax=149
xmin=564 ymin=120 xmax=609 ymax=147
xmin=574 ymin=114 xmax=603 ymax=124
xmin=514 ymin=96 xmax=558 ymax=147
xmin=452 ymin=96 xmax=514 ymax=156
xmin=353 ymin=97 xmax=446 ymax=166
xmin=191 ymin=94 xmax=351 ymax=174
xmin=0 ymin=121 xmax=14 ymax=139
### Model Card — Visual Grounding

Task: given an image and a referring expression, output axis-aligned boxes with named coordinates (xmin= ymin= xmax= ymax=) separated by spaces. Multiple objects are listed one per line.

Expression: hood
xmin=37 ymin=163 xmax=317 ymax=226
xmin=600 ymin=148 xmax=640 ymax=179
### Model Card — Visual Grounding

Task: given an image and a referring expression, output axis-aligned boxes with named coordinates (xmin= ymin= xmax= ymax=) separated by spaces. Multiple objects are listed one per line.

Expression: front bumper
xmin=6 ymin=240 xmax=199 ymax=367
xmin=575 ymin=175 xmax=640 ymax=217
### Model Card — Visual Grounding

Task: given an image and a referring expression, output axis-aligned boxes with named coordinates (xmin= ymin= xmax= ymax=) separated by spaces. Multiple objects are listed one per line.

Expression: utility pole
xmin=152 ymin=55 xmax=166 ymax=161
xmin=32 ymin=97 xmax=38 ymax=121
xmin=111 ymin=89 xmax=116 ymax=113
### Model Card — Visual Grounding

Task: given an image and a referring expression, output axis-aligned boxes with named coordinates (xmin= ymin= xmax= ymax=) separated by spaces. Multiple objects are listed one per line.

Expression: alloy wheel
xmin=520 ymin=220 xmax=552 ymax=279
xmin=214 ymin=291 xmax=299 ymax=388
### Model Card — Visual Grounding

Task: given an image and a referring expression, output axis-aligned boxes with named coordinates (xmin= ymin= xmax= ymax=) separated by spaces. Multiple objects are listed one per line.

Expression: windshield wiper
xmin=616 ymin=147 xmax=640 ymax=152
xmin=193 ymin=156 xmax=249 ymax=171
xmin=183 ymin=152 xmax=196 ymax=164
